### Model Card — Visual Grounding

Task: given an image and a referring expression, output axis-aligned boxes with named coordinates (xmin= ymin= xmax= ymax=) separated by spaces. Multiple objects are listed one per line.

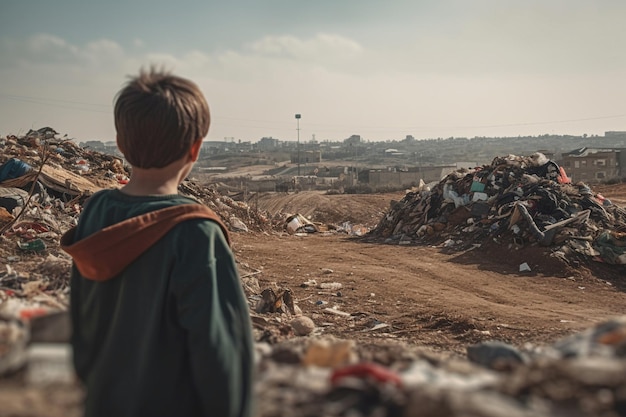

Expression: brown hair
xmin=114 ymin=67 xmax=210 ymax=168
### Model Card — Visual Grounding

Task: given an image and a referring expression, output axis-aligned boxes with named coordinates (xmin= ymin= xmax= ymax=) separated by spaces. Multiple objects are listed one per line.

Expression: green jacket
xmin=62 ymin=189 xmax=253 ymax=417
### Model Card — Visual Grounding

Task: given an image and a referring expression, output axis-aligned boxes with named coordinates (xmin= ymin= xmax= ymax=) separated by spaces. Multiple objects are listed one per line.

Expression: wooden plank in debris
xmin=39 ymin=165 xmax=101 ymax=195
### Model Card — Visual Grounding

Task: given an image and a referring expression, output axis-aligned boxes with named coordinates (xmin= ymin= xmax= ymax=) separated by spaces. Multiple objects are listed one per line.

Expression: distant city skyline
xmin=1 ymin=1 xmax=625 ymax=143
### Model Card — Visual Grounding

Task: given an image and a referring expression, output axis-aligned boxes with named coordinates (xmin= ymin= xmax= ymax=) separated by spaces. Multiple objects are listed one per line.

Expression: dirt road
xmin=235 ymin=232 xmax=626 ymax=355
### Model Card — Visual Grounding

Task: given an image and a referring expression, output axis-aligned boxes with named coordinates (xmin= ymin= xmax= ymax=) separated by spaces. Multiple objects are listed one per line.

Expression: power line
xmin=0 ymin=93 xmax=110 ymax=108
xmin=1 ymin=92 xmax=624 ymax=134
xmin=0 ymin=93 xmax=111 ymax=114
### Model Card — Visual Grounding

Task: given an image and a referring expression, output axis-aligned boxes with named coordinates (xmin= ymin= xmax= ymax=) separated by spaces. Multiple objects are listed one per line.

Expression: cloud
xmin=0 ymin=34 xmax=78 ymax=68
xmin=86 ymin=39 xmax=124 ymax=58
xmin=0 ymin=28 xmax=625 ymax=142
xmin=0 ymin=33 xmax=127 ymax=73
xmin=246 ymin=33 xmax=363 ymax=62
xmin=0 ymin=31 xmax=367 ymax=83
xmin=0 ymin=32 xmax=372 ymax=140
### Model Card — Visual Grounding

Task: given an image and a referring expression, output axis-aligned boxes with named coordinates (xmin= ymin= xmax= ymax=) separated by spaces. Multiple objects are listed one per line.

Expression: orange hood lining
xmin=61 ymin=204 xmax=229 ymax=281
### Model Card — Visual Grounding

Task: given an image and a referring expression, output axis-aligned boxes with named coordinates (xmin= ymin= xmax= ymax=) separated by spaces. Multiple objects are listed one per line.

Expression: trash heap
xmin=252 ymin=316 xmax=626 ymax=417
xmin=2 ymin=132 xmax=626 ymax=416
xmin=178 ymin=180 xmax=273 ymax=233
xmin=370 ymin=153 xmax=626 ymax=266
xmin=1 ymin=127 xmax=128 ymax=195
xmin=0 ymin=127 xmax=273 ymax=235
xmin=0 ymin=128 xmax=277 ymax=376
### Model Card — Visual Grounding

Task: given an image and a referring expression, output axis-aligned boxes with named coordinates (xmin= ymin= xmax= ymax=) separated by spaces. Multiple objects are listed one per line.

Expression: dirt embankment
xmin=251 ymin=191 xmax=405 ymax=227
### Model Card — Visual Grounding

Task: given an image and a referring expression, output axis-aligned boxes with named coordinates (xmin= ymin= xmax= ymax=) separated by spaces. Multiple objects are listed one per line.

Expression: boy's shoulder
xmin=81 ymin=188 xmax=119 ymax=211
xmin=64 ymin=192 xmax=230 ymax=280
xmin=83 ymin=188 xmax=199 ymax=210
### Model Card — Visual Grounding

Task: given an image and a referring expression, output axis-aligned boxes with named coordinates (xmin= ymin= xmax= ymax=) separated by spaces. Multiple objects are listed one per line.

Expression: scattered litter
xmin=318 ymin=282 xmax=342 ymax=291
xmin=331 ymin=362 xmax=402 ymax=387
xmin=301 ymin=279 xmax=318 ymax=288
xmin=302 ymin=339 xmax=357 ymax=368
xmin=286 ymin=213 xmax=319 ymax=234
xmin=0 ymin=317 xmax=28 ymax=376
xmin=339 ymin=222 xmax=370 ymax=236
xmin=26 ymin=343 xmax=74 ymax=385
xmin=364 ymin=322 xmax=390 ymax=332
xmin=17 ymin=238 xmax=47 ymax=252
xmin=229 ymin=216 xmax=249 ymax=232
xmin=323 ymin=307 xmax=352 ymax=317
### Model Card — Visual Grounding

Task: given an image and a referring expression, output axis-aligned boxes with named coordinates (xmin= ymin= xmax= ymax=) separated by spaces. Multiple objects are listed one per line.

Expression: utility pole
xmin=295 ymin=114 xmax=301 ymax=176
xmin=354 ymin=143 xmax=358 ymax=185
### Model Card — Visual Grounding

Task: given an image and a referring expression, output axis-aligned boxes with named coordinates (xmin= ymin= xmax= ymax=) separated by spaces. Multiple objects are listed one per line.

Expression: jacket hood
xmin=61 ymin=204 xmax=229 ymax=281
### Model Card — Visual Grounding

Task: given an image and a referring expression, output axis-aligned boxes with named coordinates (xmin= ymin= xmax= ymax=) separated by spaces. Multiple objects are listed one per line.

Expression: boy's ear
xmin=116 ymin=135 xmax=125 ymax=153
xmin=189 ymin=140 xmax=202 ymax=162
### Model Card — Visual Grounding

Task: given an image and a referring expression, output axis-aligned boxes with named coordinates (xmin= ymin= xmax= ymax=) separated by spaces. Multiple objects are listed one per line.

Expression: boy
xmin=61 ymin=68 xmax=254 ymax=417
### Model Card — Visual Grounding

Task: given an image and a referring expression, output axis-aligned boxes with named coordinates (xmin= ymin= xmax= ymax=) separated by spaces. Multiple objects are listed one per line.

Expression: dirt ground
xmin=236 ymin=187 xmax=626 ymax=355
xmin=250 ymin=190 xmax=404 ymax=227
xmin=3 ymin=184 xmax=626 ymax=416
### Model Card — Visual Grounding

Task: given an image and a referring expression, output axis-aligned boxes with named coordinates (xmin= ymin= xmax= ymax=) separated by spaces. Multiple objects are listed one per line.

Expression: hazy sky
xmin=1 ymin=0 xmax=625 ymax=143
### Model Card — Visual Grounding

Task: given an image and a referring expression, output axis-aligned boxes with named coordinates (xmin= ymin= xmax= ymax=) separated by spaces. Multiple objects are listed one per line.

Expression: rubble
xmin=0 ymin=128 xmax=275 ymax=239
xmin=0 ymin=128 xmax=278 ymax=377
xmin=370 ymin=153 xmax=626 ymax=269
xmin=252 ymin=316 xmax=626 ymax=417
xmin=178 ymin=180 xmax=273 ymax=232
xmin=2 ymin=130 xmax=626 ymax=416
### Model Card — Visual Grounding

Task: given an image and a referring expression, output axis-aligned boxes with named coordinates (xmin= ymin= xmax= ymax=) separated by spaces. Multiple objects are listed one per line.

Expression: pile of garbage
xmin=253 ymin=316 xmax=626 ymax=417
xmin=0 ymin=128 xmax=274 ymax=235
xmin=370 ymin=153 xmax=626 ymax=267
xmin=1 ymin=130 xmax=626 ymax=416
xmin=1 ymin=127 xmax=127 ymax=194
xmin=178 ymin=180 xmax=273 ymax=233
xmin=0 ymin=128 xmax=279 ymax=377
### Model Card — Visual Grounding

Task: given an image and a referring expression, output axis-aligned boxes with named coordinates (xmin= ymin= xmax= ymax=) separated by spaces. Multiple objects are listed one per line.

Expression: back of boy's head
xmin=114 ymin=67 xmax=210 ymax=169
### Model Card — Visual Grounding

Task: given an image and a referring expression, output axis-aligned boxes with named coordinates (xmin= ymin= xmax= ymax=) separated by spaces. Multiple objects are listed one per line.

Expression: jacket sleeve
xmin=171 ymin=221 xmax=254 ymax=417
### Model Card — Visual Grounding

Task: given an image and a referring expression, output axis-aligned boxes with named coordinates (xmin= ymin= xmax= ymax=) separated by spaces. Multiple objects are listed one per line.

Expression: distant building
xmin=290 ymin=150 xmax=321 ymax=164
xmin=560 ymin=147 xmax=624 ymax=182
xmin=200 ymin=141 xmax=230 ymax=155
xmin=344 ymin=135 xmax=362 ymax=144
xmin=257 ymin=137 xmax=280 ymax=150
